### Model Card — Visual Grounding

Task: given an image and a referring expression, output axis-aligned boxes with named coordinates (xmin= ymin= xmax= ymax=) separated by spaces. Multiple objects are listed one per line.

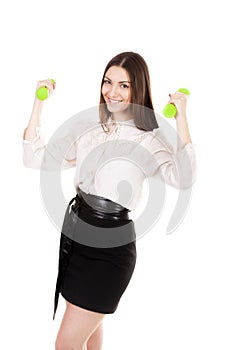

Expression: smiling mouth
xmin=107 ymin=97 xmax=123 ymax=104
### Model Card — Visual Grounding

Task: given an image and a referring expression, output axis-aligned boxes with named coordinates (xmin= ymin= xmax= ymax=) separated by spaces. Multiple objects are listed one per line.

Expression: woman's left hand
xmin=168 ymin=91 xmax=188 ymax=118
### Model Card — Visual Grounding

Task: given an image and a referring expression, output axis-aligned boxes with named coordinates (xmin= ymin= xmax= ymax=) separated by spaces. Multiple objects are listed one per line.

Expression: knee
xmin=55 ymin=337 xmax=65 ymax=350
xmin=55 ymin=337 xmax=85 ymax=350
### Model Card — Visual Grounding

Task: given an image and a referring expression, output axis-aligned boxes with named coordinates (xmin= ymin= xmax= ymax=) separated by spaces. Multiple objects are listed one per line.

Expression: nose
xmin=108 ymin=83 xmax=119 ymax=97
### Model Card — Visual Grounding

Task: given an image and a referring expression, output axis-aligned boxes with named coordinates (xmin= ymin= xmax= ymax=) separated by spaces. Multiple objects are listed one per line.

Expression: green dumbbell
xmin=163 ymin=88 xmax=190 ymax=118
xmin=36 ymin=79 xmax=55 ymax=101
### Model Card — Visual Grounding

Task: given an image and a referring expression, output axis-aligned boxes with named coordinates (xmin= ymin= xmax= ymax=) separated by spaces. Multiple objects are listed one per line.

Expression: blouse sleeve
xmin=148 ymin=128 xmax=196 ymax=189
xmin=22 ymin=126 xmax=77 ymax=170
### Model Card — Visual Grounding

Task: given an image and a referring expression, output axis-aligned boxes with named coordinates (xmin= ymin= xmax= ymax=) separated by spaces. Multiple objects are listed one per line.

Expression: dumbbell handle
xmin=163 ymin=88 xmax=190 ymax=118
xmin=36 ymin=79 xmax=55 ymax=101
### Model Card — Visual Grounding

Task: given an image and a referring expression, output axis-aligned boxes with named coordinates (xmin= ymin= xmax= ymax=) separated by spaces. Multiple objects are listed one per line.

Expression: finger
xmin=44 ymin=80 xmax=56 ymax=93
xmin=48 ymin=79 xmax=56 ymax=91
xmin=168 ymin=93 xmax=175 ymax=104
xmin=36 ymin=80 xmax=55 ymax=95
xmin=37 ymin=80 xmax=51 ymax=89
xmin=167 ymin=93 xmax=173 ymax=104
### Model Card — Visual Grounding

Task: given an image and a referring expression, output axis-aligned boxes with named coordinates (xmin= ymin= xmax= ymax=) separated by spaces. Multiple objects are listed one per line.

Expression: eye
xmin=103 ymin=79 xmax=111 ymax=85
xmin=121 ymin=84 xmax=130 ymax=89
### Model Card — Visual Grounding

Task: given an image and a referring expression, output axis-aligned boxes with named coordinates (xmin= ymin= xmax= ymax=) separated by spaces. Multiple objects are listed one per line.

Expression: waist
xmin=71 ymin=188 xmax=131 ymax=222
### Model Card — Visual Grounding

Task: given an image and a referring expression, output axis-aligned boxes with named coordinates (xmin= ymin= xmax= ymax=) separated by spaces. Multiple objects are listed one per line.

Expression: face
xmin=101 ymin=66 xmax=131 ymax=116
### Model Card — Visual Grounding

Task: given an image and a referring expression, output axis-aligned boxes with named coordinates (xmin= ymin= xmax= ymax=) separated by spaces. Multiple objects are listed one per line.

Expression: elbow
xmin=170 ymin=172 xmax=196 ymax=190
xmin=165 ymin=166 xmax=196 ymax=190
xmin=23 ymin=154 xmax=31 ymax=168
xmin=22 ymin=145 xmax=42 ymax=169
xmin=168 ymin=179 xmax=194 ymax=190
xmin=23 ymin=160 xmax=34 ymax=169
xmin=23 ymin=155 xmax=41 ymax=169
xmin=178 ymin=180 xmax=195 ymax=190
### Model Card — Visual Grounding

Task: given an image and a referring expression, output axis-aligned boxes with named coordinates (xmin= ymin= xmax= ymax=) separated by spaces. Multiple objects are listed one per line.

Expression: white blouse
xmin=23 ymin=118 xmax=196 ymax=211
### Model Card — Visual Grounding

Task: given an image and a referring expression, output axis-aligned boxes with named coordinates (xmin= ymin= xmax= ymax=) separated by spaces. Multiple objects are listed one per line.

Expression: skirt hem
xmin=61 ymin=292 xmax=116 ymax=314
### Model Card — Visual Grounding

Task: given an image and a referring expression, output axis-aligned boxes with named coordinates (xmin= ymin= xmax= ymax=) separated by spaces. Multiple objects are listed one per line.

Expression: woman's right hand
xmin=35 ymin=79 xmax=56 ymax=101
xmin=23 ymin=79 xmax=56 ymax=141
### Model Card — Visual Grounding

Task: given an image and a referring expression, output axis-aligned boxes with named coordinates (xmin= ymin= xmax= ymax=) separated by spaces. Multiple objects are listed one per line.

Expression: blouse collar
xmin=111 ymin=118 xmax=135 ymax=126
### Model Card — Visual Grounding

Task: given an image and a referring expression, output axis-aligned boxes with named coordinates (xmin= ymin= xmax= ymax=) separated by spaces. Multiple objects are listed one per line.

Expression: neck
xmin=110 ymin=111 xmax=133 ymax=122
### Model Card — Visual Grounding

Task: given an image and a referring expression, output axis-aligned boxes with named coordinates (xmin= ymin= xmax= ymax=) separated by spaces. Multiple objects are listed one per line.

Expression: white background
xmin=1 ymin=0 xmax=233 ymax=349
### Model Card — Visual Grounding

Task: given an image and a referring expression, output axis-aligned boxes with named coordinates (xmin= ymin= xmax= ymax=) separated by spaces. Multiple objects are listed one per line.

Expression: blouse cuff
xmin=22 ymin=127 xmax=45 ymax=152
xmin=23 ymin=126 xmax=42 ymax=144
xmin=177 ymin=142 xmax=197 ymax=154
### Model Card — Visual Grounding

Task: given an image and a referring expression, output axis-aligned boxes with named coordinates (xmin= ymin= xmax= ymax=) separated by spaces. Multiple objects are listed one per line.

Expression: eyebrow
xmin=104 ymin=76 xmax=131 ymax=84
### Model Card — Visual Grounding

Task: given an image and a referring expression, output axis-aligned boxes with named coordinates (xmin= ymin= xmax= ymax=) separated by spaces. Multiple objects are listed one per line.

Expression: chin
xmin=106 ymin=106 xmax=122 ymax=113
xmin=106 ymin=103 xmax=129 ymax=114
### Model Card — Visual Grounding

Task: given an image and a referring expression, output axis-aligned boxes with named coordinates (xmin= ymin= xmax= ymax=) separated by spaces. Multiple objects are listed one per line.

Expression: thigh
xmin=56 ymin=300 xmax=106 ymax=349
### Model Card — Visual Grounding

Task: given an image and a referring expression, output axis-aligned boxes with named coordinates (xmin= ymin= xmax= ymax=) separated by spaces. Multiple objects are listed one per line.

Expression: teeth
xmin=109 ymin=98 xmax=121 ymax=103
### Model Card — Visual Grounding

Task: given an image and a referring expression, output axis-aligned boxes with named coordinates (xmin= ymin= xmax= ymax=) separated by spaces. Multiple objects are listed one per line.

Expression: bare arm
xmin=150 ymin=91 xmax=196 ymax=189
xmin=23 ymin=79 xmax=55 ymax=141
xmin=23 ymin=79 xmax=77 ymax=170
xmin=168 ymin=91 xmax=192 ymax=149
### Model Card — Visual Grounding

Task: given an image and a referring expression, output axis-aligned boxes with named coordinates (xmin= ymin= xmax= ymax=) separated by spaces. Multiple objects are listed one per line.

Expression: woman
xmin=23 ymin=51 xmax=196 ymax=350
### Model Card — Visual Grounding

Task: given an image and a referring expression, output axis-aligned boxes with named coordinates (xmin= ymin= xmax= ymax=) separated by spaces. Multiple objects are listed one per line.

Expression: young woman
xmin=23 ymin=51 xmax=196 ymax=350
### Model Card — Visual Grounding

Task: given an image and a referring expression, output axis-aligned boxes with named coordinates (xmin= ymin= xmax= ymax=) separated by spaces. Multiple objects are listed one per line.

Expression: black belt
xmin=53 ymin=189 xmax=131 ymax=320
xmin=73 ymin=187 xmax=130 ymax=221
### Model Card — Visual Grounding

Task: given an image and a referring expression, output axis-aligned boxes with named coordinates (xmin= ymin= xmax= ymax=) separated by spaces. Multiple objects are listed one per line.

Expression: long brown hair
xmin=99 ymin=52 xmax=159 ymax=132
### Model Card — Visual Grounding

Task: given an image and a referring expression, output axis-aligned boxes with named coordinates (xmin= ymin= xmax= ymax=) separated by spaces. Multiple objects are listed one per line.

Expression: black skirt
xmin=53 ymin=188 xmax=137 ymax=319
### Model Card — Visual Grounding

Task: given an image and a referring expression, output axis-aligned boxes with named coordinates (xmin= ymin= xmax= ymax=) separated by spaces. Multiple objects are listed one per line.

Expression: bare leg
xmin=55 ymin=301 xmax=105 ymax=350
xmin=86 ymin=322 xmax=103 ymax=350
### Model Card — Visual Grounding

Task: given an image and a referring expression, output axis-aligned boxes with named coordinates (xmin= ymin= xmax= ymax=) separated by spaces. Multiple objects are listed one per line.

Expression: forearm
xmin=175 ymin=112 xmax=192 ymax=149
xmin=23 ymin=98 xmax=44 ymax=141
